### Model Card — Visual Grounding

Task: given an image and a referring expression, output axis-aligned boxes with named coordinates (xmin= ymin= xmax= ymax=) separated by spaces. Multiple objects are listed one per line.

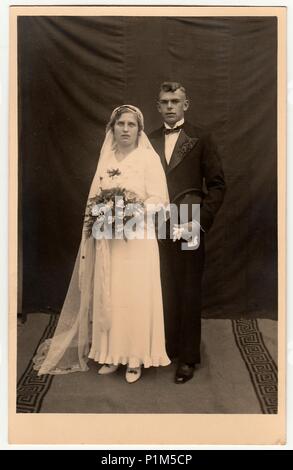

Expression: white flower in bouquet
xmin=107 ymin=215 xmax=115 ymax=224
xmin=116 ymin=211 xmax=124 ymax=220
xmin=133 ymin=205 xmax=144 ymax=218
xmin=98 ymin=205 xmax=108 ymax=215
xmin=91 ymin=204 xmax=100 ymax=216
xmin=106 ymin=200 xmax=114 ymax=209
xmin=115 ymin=223 xmax=124 ymax=233
xmin=116 ymin=198 xmax=125 ymax=209
xmin=97 ymin=213 xmax=106 ymax=223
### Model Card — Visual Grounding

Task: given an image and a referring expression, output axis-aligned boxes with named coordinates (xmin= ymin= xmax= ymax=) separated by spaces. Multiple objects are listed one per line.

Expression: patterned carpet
xmin=17 ymin=314 xmax=57 ymax=413
xmin=17 ymin=314 xmax=278 ymax=414
xmin=232 ymin=320 xmax=277 ymax=414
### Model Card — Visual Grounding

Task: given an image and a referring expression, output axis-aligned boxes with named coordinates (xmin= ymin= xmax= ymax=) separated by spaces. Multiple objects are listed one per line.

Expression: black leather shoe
xmin=175 ymin=363 xmax=195 ymax=384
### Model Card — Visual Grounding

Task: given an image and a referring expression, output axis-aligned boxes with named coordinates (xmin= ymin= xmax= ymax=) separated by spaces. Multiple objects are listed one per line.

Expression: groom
xmin=149 ymin=82 xmax=226 ymax=383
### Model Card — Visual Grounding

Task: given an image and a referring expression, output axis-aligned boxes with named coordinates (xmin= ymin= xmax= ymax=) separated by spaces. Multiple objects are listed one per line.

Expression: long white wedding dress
xmin=33 ymin=122 xmax=170 ymax=375
xmin=88 ymin=149 xmax=170 ymax=368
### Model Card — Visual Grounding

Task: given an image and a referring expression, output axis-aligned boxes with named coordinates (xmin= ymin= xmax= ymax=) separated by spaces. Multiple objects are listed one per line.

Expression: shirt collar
xmin=164 ymin=118 xmax=185 ymax=130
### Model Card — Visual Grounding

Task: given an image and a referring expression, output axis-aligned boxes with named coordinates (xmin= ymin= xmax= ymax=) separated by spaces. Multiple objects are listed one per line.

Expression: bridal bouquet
xmin=84 ymin=185 xmax=145 ymax=241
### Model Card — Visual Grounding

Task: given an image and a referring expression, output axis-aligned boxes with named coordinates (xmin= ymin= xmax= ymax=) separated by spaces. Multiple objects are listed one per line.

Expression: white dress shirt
xmin=164 ymin=118 xmax=185 ymax=164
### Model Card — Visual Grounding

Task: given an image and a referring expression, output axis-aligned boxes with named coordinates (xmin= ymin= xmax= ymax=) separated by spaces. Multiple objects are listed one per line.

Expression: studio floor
xmin=16 ymin=313 xmax=277 ymax=414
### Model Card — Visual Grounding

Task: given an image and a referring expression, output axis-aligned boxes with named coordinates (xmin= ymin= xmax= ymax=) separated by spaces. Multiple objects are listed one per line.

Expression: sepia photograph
xmin=9 ymin=5 xmax=286 ymax=444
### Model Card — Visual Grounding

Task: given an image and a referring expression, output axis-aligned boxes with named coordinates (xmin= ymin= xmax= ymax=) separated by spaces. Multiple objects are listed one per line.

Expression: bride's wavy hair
xmin=106 ymin=105 xmax=144 ymax=135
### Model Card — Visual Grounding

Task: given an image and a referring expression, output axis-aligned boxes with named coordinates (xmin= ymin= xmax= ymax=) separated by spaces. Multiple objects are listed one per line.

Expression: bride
xmin=33 ymin=105 xmax=170 ymax=383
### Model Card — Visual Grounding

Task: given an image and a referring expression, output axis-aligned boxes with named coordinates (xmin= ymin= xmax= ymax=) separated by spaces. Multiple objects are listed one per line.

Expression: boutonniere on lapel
xmin=175 ymin=137 xmax=198 ymax=163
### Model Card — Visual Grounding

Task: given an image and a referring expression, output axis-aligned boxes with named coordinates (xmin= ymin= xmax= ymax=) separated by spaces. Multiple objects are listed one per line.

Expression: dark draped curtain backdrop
xmin=18 ymin=16 xmax=277 ymax=318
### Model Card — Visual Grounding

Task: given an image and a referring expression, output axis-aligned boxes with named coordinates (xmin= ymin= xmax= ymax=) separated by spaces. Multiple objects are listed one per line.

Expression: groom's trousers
xmin=158 ymin=234 xmax=205 ymax=365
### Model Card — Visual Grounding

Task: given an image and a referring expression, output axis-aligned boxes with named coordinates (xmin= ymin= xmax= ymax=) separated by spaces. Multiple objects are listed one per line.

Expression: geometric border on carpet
xmin=17 ymin=314 xmax=58 ymax=413
xmin=231 ymin=319 xmax=278 ymax=414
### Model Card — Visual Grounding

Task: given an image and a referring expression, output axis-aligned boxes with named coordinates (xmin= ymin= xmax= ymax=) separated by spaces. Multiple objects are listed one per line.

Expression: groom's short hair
xmin=159 ymin=81 xmax=187 ymax=98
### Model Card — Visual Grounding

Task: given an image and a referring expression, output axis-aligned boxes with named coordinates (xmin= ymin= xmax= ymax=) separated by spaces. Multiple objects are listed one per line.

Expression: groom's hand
xmin=172 ymin=221 xmax=201 ymax=248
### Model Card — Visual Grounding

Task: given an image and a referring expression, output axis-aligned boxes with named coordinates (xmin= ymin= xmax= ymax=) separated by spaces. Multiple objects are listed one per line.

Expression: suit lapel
xmin=167 ymin=130 xmax=199 ymax=173
xmin=150 ymin=129 xmax=167 ymax=172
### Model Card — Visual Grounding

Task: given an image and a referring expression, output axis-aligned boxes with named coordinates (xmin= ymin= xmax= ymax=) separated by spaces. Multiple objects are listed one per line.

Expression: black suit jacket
xmin=149 ymin=121 xmax=226 ymax=232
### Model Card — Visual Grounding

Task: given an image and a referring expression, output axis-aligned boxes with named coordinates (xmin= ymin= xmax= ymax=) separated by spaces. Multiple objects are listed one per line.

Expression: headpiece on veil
xmin=106 ymin=104 xmax=144 ymax=133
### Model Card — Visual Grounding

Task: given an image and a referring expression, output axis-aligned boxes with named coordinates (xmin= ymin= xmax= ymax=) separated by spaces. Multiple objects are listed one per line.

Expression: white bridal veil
xmin=33 ymin=105 xmax=169 ymax=375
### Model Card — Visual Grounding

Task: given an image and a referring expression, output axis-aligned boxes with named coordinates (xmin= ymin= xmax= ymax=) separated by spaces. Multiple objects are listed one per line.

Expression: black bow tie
xmin=163 ymin=124 xmax=184 ymax=135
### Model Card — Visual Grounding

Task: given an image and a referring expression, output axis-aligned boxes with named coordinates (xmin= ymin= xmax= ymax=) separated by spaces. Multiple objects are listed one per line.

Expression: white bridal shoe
xmin=125 ymin=366 xmax=142 ymax=384
xmin=98 ymin=364 xmax=119 ymax=375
